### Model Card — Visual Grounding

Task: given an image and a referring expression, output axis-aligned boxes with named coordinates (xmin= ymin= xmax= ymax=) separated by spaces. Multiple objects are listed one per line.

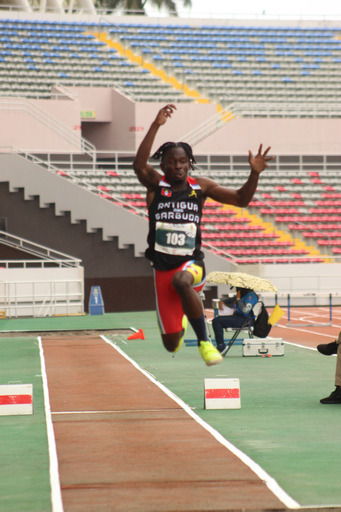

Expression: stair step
xmin=0 ymin=153 xmax=148 ymax=258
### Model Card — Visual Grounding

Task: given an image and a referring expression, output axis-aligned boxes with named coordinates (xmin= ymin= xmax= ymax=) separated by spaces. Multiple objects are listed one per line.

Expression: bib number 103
xmin=166 ymin=232 xmax=186 ymax=246
xmin=155 ymin=221 xmax=197 ymax=256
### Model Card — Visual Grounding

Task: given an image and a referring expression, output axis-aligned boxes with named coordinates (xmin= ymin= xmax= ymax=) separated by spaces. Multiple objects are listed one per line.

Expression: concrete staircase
xmin=0 ymin=153 xmax=148 ymax=257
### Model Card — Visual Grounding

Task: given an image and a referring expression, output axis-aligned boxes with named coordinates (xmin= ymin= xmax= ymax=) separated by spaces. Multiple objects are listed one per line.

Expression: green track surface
xmin=104 ymin=311 xmax=341 ymax=508
xmin=0 ymin=337 xmax=51 ymax=512
xmin=3 ymin=311 xmax=341 ymax=509
xmin=0 ymin=313 xmax=130 ymax=332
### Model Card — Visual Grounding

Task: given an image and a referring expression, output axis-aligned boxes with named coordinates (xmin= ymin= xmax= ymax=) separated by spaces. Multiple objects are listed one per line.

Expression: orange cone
xmin=127 ymin=329 xmax=145 ymax=340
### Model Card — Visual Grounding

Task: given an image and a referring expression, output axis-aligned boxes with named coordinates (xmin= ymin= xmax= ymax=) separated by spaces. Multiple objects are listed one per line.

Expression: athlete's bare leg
xmin=161 ymin=270 xmax=203 ymax=352
xmin=161 ymin=332 xmax=183 ymax=352
xmin=172 ymin=270 xmax=203 ymax=318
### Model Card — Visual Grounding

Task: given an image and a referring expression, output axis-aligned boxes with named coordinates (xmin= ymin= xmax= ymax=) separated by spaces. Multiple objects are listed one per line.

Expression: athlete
xmin=133 ymin=104 xmax=272 ymax=366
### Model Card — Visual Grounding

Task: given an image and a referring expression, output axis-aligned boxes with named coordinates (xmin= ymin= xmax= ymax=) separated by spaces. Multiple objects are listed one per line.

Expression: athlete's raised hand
xmin=248 ymin=144 xmax=272 ymax=174
xmin=134 ymin=104 xmax=177 ymax=188
xmin=154 ymin=104 xmax=176 ymax=126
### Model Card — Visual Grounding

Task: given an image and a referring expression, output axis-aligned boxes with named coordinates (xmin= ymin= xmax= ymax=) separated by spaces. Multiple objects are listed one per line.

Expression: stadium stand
xmin=0 ymin=11 xmax=341 ymax=310
xmin=0 ymin=17 xmax=341 ymax=115
xmin=109 ymin=23 xmax=341 ymax=110
xmin=52 ymin=159 xmax=333 ymax=264
xmin=0 ymin=19 xmax=189 ymax=101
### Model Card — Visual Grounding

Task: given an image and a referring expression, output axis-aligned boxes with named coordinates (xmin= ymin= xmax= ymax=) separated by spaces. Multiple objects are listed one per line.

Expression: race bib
xmin=155 ymin=222 xmax=197 ymax=256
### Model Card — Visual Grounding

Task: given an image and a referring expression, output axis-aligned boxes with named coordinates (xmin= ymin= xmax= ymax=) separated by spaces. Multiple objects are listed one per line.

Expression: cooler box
xmin=242 ymin=337 xmax=285 ymax=357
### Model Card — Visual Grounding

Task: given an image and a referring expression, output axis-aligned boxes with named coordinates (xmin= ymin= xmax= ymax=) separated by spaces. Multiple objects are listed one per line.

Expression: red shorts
xmin=154 ymin=260 xmax=206 ymax=335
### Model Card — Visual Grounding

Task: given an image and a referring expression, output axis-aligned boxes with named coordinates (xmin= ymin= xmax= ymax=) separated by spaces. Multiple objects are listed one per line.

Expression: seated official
xmin=212 ymin=287 xmax=259 ymax=353
xmin=216 ymin=294 xmax=237 ymax=316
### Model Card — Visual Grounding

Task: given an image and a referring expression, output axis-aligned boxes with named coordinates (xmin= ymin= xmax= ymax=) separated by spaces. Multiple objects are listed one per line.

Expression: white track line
xmin=299 ymin=505 xmax=341 ymax=509
xmin=38 ymin=337 xmax=64 ymax=512
xmin=277 ymin=324 xmax=336 ymax=339
xmin=52 ymin=409 xmax=179 ymax=415
xmin=284 ymin=340 xmax=337 ymax=355
xmin=101 ymin=335 xmax=300 ymax=510
xmin=284 ymin=341 xmax=317 ymax=351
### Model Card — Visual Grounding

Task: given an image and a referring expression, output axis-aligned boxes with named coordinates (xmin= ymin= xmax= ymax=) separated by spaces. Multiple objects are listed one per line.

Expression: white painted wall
xmin=0 ymin=97 xmax=82 ymax=153
xmin=76 ymin=92 xmax=341 ymax=155
xmin=256 ymin=263 xmax=341 ymax=295
xmin=238 ymin=262 xmax=341 ymax=307
xmin=75 ymin=87 xmax=137 ymax=152
xmin=68 ymin=86 xmax=114 ymax=122
xmin=1 ymin=89 xmax=340 ymax=156
xmin=0 ymin=265 xmax=84 ymax=317
xmin=133 ymin=103 xmax=341 ymax=156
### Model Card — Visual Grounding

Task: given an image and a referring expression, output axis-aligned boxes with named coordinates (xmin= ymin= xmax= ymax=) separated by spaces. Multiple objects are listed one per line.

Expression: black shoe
xmin=317 ymin=341 xmax=338 ymax=356
xmin=320 ymin=386 xmax=341 ymax=404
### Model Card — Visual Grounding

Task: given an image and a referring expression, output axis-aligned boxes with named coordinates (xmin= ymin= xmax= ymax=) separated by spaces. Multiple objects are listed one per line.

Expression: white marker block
xmin=204 ymin=378 xmax=240 ymax=409
xmin=0 ymin=384 xmax=33 ymax=415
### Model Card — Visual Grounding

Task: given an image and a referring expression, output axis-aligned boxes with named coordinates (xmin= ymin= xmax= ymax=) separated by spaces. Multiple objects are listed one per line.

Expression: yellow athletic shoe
xmin=174 ymin=315 xmax=188 ymax=353
xmin=198 ymin=341 xmax=223 ymax=366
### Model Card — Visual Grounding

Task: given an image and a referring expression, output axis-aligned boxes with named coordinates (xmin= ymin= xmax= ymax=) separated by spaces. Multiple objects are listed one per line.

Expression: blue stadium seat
xmin=0 ymin=17 xmax=341 ymax=107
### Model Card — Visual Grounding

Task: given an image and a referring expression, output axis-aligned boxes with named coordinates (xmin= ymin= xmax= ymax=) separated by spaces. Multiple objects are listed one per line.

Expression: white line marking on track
xmin=277 ymin=324 xmax=336 ymax=339
xmin=52 ymin=409 xmax=182 ymax=415
xmin=38 ymin=337 xmax=64 ymax=512
xmin=101 ymin=335 xmax=300 ymax=510
xmin=284 ymin=341 xmax=337 ymax=355
xmin=284 ymin=341 xmax=317 ymax=351
xmin=299 ymin=505 xmax=341 ymax=509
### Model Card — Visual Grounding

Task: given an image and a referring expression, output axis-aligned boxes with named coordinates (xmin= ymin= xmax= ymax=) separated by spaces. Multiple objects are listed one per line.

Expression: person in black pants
xmin=318 ymin=332 xmax=341 ymax=404
xmin=212 ymin=287 xmax=258 ymax=354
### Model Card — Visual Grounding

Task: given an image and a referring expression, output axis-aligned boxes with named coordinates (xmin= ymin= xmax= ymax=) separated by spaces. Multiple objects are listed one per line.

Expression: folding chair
xmin=221 ymin=319 xmax=254 ymax=356
xmin=216 ymin=301 xmax=263 ymax=357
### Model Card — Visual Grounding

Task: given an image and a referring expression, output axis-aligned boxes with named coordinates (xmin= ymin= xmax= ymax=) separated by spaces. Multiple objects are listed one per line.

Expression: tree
xmin=97 ymin=0 xmax=192 ymax=16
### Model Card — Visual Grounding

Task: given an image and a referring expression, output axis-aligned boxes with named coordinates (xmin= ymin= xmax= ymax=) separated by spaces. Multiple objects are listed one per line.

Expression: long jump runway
xmin=43 ymin=335 xmax=286 ymax=512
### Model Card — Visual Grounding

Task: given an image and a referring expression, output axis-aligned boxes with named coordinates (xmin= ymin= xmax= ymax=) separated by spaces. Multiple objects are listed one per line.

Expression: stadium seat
xmin=1 ymin=18 xmax=341 ymax=108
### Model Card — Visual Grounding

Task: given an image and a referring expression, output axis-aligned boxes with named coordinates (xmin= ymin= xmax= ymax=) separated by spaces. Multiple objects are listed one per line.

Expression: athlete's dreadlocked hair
xmin=151 ymin=141 xmax=196 ymax=169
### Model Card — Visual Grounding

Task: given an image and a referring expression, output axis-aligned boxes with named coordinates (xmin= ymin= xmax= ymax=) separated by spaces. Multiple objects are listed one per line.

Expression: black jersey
xmin=146 ymin=176 xmax=204 ymax=270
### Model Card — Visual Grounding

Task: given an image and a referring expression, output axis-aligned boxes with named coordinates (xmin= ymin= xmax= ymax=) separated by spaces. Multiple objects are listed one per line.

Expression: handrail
xmin=0 ymin=230 xmax=82 ymax=267
xmin=0 ymin=99 xmax=84 ymax=149
xmin=0 ymin=5 xmax=340 ymax=20
xmin=18 ymin=150 xmax=75 ymax=175
xmin=0 ymin=99 xmax=96 ymax=167
xmin=0 ymin=90 xmax=80 ymax=100
xmin=51 ymin=84 xmax=78 ymax=101
xmin=5 ymin=149 xmax=341 ymax=174
xmin=231 ymin=101 xmax=341 ymax=118
xmin=0 ymin=260 xmax=82 ymax=268
xmin=180 ymin=107 xmax=235 ymax=147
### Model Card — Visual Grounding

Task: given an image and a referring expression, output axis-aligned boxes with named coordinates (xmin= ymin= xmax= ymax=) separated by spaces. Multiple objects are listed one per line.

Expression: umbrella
xmin=206 ymin=271 xmax=277 ymax=293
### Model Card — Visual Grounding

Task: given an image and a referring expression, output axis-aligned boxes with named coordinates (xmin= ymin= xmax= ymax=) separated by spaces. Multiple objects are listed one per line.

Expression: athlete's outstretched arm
xmin=133 ymin=104 xmax=176 ymax=189
xmin=199 ymin=144 xmax=272 ymax=207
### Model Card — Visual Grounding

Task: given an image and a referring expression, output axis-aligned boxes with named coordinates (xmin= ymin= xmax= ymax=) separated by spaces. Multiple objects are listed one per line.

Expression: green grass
xmin=0 ymin=338 xmax=51 ymax=512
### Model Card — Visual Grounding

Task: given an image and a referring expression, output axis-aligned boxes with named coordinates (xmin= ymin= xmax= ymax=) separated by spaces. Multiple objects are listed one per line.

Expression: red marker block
xmin=0 ymin=384 xmax=33 ymax=415
xmin=204 ymin=378 xmax=241 ymax=409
